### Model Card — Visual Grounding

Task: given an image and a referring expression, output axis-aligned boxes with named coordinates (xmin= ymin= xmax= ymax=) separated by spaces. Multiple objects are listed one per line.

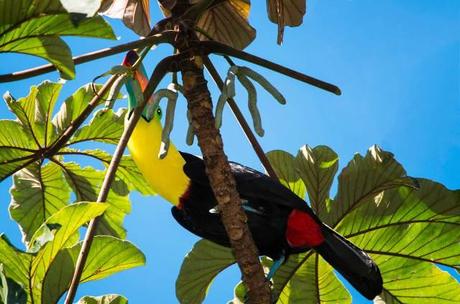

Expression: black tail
xmin=315 ymin=225 xmax=383 ymax=300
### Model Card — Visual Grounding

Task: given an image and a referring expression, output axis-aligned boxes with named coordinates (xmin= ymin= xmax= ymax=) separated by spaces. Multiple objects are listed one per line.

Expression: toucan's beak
xmin=123 ymin=50 xmax=149 ymax=90
xmin=123 ymin=50 xmax=151 ymax=119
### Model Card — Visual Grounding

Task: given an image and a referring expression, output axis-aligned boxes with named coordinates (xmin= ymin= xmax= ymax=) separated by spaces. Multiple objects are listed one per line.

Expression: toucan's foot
xmin=266 ymin=254 xmax=285 ymax=281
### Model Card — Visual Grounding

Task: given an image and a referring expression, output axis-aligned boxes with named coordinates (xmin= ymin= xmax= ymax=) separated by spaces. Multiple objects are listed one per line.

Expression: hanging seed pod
xmin=237 ymin=73 xmax=264 ymax=137
xmin=214 ymin=90 xmax=228 ymax=130
xmin=104 ymin=74 xmax=128 ymax=112
xmin=224 ymin=65 xmax=239 ymax=98
xmin=186 ymin=109 xmax=195 ymax=146
xmin=215 ymin=66 xmax=239 ymax=129
xmin=238 ymin=66 xmax=286 ymax=105
xmin=158 ymin=86 xmax=178 ymax=159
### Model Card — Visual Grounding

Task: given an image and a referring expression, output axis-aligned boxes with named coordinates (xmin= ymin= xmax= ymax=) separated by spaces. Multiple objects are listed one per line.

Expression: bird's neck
xmin=127 ymin=117 xmax=190 ymax=206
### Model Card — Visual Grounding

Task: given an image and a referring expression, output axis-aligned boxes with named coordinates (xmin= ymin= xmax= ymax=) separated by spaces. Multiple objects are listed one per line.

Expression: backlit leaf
xmin=60 ymin=162 xmax=131 ymax=238
xmin=42 ymin=236 xmax=144 ymax=303
xmin=68 ymin=109 xmax=126 ymax=146
xmin=295 ymin=145 xmax=338 ymax=218
xmin=196 ymin=0 xmax=256 ymax=49
xmin=9 ymin=162 xmax=71 ymax=245
xmin=0 ymin=0 xmax=116 ymax=79
xmin=77 ymin=294 xmax=128 ymax=304
xmin=29 ymin=202 xmax=107 ymax=303
xmin=266 ymin=150 xmax=306 ymax=198
xmin=176 ymin=240 xmax=235 ymax=304
xmin=99 ymin=0 xmax=151 ymax=36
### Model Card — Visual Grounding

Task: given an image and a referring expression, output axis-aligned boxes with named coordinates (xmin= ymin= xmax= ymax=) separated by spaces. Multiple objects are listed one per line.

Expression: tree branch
xmin=180 ymin=53 xmax=272 ymax=303
xmin=0 ymin=32 xmax=175 ymax=83
xmin=201 ymin=41 xmax=341 ymax=95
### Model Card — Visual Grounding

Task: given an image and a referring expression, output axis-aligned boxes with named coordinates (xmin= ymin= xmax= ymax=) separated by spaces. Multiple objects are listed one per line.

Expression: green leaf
xmin=340 ymin=179 xmax=460 ymax=269
xmin=60 ymin=162 xmax=131 ymax=238
xmin=267 ymin=0 xmax=306 ymax=27
xmin=33 ymin=82 xmax=63 ymax=146
xmin=196 ymin=0 xmax=255 ymax=49
xmin=176 ymin=240 xmax=235 ymax=304
xmin=68 ymin=109 xmax=126 ymax=146
xmin=325 ymin=145 xmax=418 ymax=226
xmin=0 ymin=235 xmax=33 ymax=295
xmin=0 ymin=0 xmax=116 ymax=79
xmin=42 ymin=236 xmax=144 ymax=304
xmin=0 ymin=264 xmax=27 ymax=304
xmin=9 ymin=162 xmax=71 ymax=245
xmin=208 ymin=145 xmax=459 ymax=303
xmin=373 ymin=256 xmax=460 ymax=303
xmin=52 ymin=84 xmax=105 ymax=135
xmin=59 ymin=149 xmax=155 ymax=196
xmin=266 ymin=150 xmax=306 ymax=199
xmin=265 ymin=252 xmax=350 ymax=303
xmin=295 ymin=145 xmax=338 ymax=218
xmin=77 ymin=294 xmax=128 ymax=304
xmin=29 ymin=202 xmax=108 ymax=303
xmin=0 ymin=120 xmax=36 ymax=181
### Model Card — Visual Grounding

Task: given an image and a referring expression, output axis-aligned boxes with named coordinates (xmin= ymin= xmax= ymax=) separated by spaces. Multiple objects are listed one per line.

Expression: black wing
xmin=171 ymin=206 xmax=230 ymax=247
xmin=179 ymin=152 xmax=318 ymax=219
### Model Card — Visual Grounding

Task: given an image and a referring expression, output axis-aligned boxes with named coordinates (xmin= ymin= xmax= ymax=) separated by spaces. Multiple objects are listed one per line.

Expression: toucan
xmin=123 ymin=50 xmax=383 ymax=300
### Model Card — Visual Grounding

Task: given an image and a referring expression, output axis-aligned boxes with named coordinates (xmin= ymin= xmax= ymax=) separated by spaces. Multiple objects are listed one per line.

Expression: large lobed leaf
xmin=195 ymin=0 xmax=256 ymax=50
xmin=42 ymin=236 xmax=145 ymax=303
xmin=0 ymin=203 xmax=144 ymax=304
xmin=0 ymin=0 xmax=115 ymax=79
xmin=176 ymin=240 xmax=235 ymax=304
xmin=60 ymin=162 xmax=131 ymax=238
xmin=9 ymin=162 xmax=71 ymax=245
xmin=3 ymin=81 xmax=153 ymax=244
xmin=77 ymin=294 xmax=128 ymax=304
xmin=175 ymin=145 xmax=459 ymax=303
xmin=99 ymin=0 xmax=151 ymax=36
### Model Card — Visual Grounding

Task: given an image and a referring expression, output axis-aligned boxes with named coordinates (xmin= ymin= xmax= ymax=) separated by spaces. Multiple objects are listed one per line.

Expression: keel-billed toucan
xmin=123 ymin=51 xmax=383 ymax=300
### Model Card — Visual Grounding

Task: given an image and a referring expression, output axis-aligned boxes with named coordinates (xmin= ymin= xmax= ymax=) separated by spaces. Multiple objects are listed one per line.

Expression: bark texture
xmin=180 ymin=55 xmax=272 ymax=303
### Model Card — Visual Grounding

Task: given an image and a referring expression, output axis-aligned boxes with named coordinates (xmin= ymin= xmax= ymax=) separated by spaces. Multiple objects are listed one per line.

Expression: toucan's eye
xmin=156 ymin=107 xmax=162 ymax=119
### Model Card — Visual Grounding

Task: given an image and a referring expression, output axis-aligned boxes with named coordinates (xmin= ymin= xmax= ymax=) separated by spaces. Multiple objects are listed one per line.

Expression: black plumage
xmin=172 ymin=152 xmax=383 ymax=299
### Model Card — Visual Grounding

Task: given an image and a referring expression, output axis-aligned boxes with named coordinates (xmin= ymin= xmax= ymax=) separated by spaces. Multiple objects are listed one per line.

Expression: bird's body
xmin=123 ymin=50 xmax=383 ymax=300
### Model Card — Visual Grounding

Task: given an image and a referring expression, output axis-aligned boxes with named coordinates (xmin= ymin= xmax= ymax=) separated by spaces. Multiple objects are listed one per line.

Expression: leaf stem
xmin=201 ymin=41 xmax=342 ymax=95
xmin=0 ymin=32 xmax=175 ymax=83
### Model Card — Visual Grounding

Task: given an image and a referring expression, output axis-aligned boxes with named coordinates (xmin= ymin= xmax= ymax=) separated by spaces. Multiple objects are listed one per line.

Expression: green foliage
xmin=176 ymin=145 xmax=459 ymax=303
xmin=0 ymin=0 xmax=115 ymax=79
xmin=3 ymin=81 xmax=153 ymax=241
xmin=0 ymin=82 xmax=153 ymax=303
xmin=77 ymin=294 xmax=128 ymax=304
xmin=176 ymin=240 xmax=236 ymax=304
xmin=0 ymin=203 xmax=145 ymax=304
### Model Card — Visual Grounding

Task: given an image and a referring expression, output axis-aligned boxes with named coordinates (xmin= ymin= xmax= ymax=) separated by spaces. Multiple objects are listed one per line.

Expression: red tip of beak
xmin=122 ymin=50 xmax=148 ymax=90
xmin=122 ymin=50 xmax=139 ymax=67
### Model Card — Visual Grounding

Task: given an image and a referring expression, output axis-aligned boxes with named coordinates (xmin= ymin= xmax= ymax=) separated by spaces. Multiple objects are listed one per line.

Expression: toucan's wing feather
xmin=171 ymin=206 xmax=230 ymax=247
xmin=180 ymin=152 xmax=315 ymax=216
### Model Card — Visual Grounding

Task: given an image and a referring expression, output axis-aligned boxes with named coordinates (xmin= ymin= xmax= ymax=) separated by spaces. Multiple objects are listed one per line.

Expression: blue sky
xmin=0 ymin=0 xmax=459 ymax=303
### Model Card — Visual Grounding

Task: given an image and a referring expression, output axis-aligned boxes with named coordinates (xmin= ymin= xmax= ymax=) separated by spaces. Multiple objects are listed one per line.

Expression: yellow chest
xmin=127 ymin=117 xmax=190 ymax=206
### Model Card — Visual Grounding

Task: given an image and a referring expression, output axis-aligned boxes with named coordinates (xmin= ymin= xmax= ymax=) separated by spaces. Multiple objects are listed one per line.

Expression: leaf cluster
xmin=0 ymin=81 xmax=155 ymax=303
xmin=176 ymin=146 xmax=460 ymax=303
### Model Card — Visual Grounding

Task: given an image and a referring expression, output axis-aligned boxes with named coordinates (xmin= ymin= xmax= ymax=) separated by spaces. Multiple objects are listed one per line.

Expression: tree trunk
xmin=180 ymin=54 xmax=272 ymax=303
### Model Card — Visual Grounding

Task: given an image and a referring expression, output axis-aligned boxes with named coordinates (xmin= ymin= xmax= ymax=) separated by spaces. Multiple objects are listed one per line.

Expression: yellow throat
xmin=126 ymin=114 xmax=190 ymax=206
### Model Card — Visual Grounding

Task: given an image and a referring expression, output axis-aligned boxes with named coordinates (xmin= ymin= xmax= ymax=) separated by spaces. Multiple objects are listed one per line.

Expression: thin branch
xmin=43 ymin=76 xmax=117 ymax=158
xmin=0 ymin=32 xmax=175 ymax=83
xmin=203 ymin=56 xmax=279 ymax=179
xmin=201 ymin=41 xmax=342 ymax=95
xmin=63 ymin=54 xmax=177 ymax=304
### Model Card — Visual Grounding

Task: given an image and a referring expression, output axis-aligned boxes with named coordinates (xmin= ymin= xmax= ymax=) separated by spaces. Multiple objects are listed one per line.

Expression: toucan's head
xmin=123 ymin=50 xmax=162 ymax=123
